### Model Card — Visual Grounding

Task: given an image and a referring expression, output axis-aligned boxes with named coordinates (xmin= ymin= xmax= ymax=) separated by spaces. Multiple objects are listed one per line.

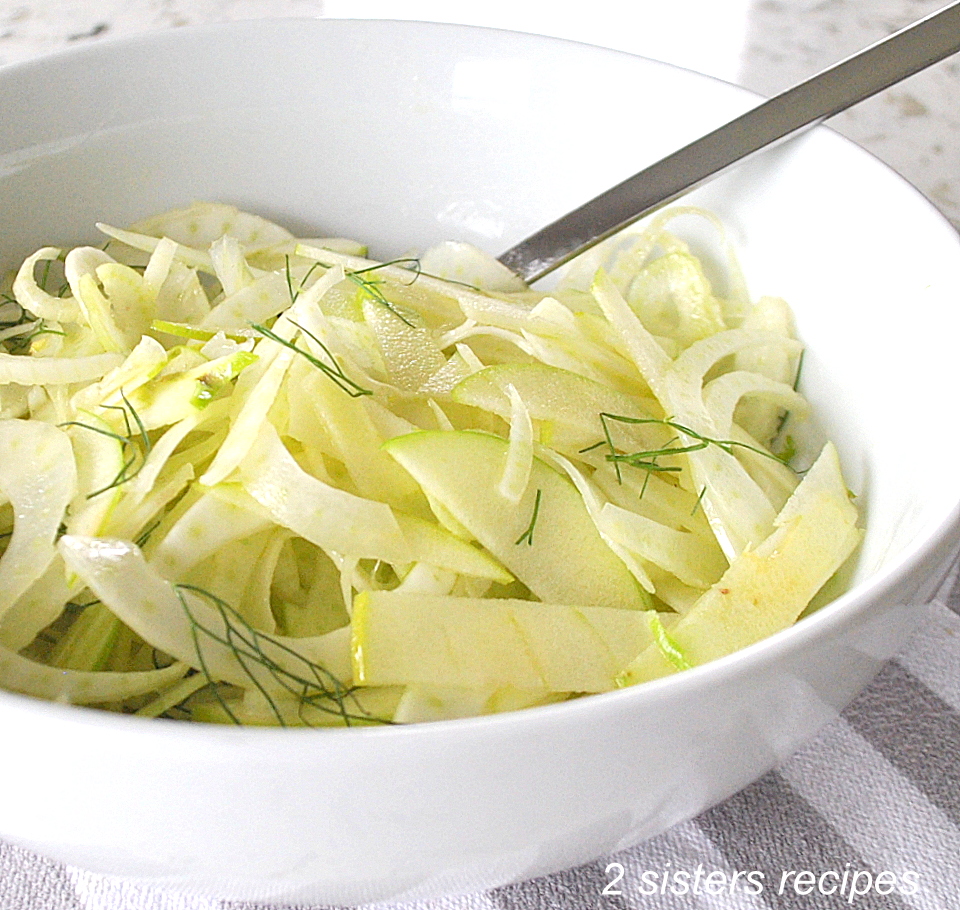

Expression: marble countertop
xmin=1 ymin=0 xmax=958 ymax=230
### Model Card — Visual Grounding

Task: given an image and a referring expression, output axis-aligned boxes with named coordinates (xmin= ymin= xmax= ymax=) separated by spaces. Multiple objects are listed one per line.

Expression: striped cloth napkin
xmin=2 ymin=566 xmax=958 ymax=910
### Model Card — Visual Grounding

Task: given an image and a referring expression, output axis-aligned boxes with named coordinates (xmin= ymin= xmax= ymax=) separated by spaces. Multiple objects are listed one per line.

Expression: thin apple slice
xmin=618 ymin=442 xmax=861 ymax=685
xmin=352 ymin=590 xmax=656 ymax=692
xmin=383 ymin=429 xmax=649 ymax=609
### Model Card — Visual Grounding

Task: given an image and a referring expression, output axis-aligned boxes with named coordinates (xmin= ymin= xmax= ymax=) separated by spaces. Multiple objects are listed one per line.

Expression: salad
xmin=0 ymin=203 xmax=860 ymax=726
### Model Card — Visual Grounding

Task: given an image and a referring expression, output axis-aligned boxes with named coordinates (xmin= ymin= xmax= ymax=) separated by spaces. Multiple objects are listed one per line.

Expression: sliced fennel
xmin=0 ymin=202 xmax=859 ymax=725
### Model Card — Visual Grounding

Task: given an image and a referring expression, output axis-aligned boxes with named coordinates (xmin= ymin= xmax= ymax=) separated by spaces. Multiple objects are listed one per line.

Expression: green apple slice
xmin=352 ymin=590 xmax=657 ymax=692
xmin=618 ymin=442 xmax=861 ymax=685
xmin=383 ymin=429 xmax=649 ymax=609
xmin=394 ymin=512 xmax=513 ymax=583
xmin=452 ymin=362 xmax=657 ymax=430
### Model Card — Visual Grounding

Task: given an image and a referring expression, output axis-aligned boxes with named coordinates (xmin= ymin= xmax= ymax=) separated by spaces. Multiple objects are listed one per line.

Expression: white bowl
xmin=1 ymin=18 xmax=959 ymax=906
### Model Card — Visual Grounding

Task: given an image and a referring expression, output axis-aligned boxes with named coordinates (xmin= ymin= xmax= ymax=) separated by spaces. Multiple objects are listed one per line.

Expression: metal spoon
xmin=498 ymin=0 xmax=960 ymax=283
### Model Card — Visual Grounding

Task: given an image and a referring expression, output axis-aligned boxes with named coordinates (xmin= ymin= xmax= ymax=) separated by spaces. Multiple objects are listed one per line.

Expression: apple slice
xmin=352 ymin=590 xmax=656 ymax=692
xmin=618 ymin=442 xmax=861 ymax=685
xmin=383 ymin=429 xmax=649 ymax=609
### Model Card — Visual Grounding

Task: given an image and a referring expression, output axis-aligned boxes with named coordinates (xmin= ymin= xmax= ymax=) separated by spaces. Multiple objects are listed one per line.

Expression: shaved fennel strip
xmin=142 ymin=236 xmax=178 ymax=297
xmin=498 ymin=386 xmax=534 ymax=503
xmin=671 ymin=329 xmax=803 ymax=395
xmin=0 ymin=351 xmax=123 ymax=385
xmin=12 ymin=247 xmax=83 ymax=324
xmin=0 ymin=421 xmax=77 ymax=622
xmin=96 ymin=223 xmax=215 ymax=273
xmin=702 ymin=370 xmax=808 ymax=438
xmin=0 ymin=556 xmax=81 ymax=651
xmin=0 ymin=643 xmax=187 ymax=704
xmin=59 ymin=535 xmax=353 ymax=694
xmin=151 ymin=485 xmax=273 ymax=579
xmin=199 ymin=342 xmax=294 ymax=486
xmin=239 ymin=421 xmax=411 ymax=564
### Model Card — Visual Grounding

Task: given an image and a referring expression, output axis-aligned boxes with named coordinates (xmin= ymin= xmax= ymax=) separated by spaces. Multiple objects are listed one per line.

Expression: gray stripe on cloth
xmin=0 ymin=841 xmax=83 ymax=910
xmin=843 ymin=659 xmax=960 ymax=828
xmin=781 ymin=718 xmax=960 ymax=910
xmin=896 ymin=601 xmax=960 ymax=713
xmin=695 ymin=770 xmax=913 ymax=910
xmin=491 ymin=857 xmax=630 ymax=910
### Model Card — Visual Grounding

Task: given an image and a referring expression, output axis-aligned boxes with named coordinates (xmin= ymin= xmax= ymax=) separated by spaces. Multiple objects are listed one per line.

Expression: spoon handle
xmin=498 ymin=0 xmax=960 ymax=283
